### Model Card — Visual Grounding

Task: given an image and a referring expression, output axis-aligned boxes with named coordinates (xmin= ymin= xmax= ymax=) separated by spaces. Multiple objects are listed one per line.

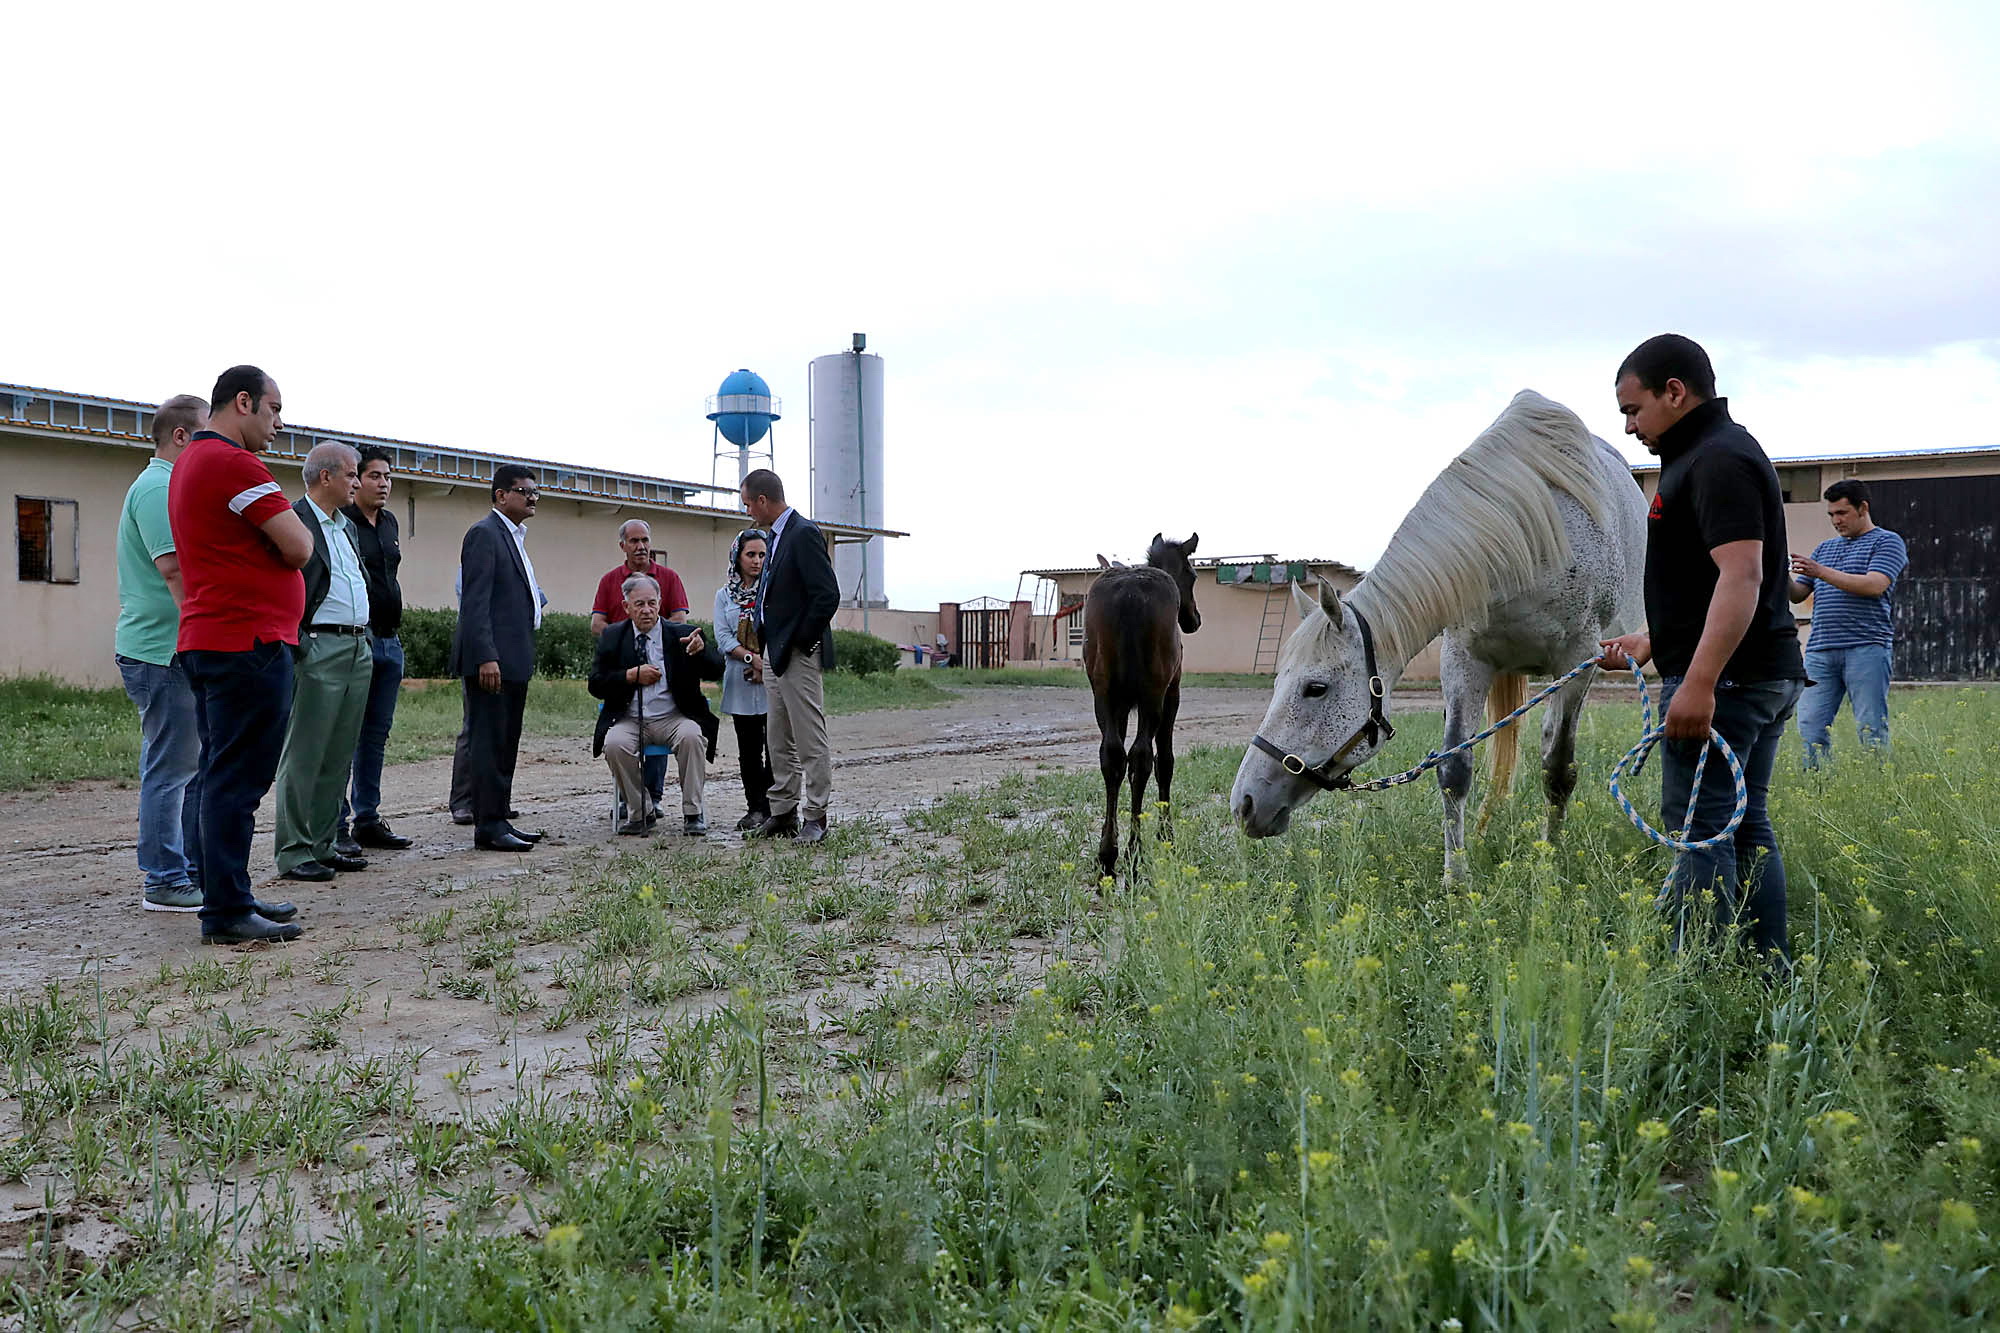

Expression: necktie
xmin=635 ymin=632 xmax=649 ymax=721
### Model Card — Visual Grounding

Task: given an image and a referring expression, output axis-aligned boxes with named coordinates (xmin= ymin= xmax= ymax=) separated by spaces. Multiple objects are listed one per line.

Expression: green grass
xmin=0 ymin=669 xmax=957 ymax=790
xmin=3 ymin=689 xmax=1996 ymax=1327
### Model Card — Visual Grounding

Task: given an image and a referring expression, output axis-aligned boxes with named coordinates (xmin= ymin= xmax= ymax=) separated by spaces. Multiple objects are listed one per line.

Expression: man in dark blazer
xmin=450 ymin=464 xmax=545 ymax=852
xmin=739 ymin=468 xmax=840 ymax=844
xmin=273 ymin=442 xmax=375 ymax=883
xmin=588 ymin=573 xmax=725 ymax=835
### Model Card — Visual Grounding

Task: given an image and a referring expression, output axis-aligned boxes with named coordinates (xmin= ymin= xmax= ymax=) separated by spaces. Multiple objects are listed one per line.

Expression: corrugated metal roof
xmin=1 ymin=379 xmax=906 ymax=539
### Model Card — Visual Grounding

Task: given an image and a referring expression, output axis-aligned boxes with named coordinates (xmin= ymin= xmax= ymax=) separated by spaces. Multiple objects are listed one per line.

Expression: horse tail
xmin=1476 ymin=672 xmax=1528 ymax=835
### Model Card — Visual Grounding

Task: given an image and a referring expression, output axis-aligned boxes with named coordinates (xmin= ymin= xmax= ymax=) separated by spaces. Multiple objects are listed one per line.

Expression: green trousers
xmin=274 ymin=632 xmax=373 ymax=873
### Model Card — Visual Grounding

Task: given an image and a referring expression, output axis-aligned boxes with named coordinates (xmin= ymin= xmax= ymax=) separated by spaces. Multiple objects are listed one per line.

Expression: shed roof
xmin=1629 ymin=442 xmax=2000 ymax=476
xmin=1022 ymin=556 xmax=1363 ymax=579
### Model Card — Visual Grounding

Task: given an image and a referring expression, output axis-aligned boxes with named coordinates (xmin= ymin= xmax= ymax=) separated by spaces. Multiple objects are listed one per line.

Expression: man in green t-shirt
xmin=115 ymin=394 xmax=210 ymax=911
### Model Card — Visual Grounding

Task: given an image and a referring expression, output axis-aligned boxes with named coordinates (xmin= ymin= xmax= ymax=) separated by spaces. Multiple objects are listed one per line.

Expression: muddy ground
xmin=0 ymin=682 xmax=1356 ymax=994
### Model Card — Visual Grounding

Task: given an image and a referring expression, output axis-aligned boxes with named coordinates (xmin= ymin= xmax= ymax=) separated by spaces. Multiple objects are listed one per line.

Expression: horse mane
xmin=1288 ymin=390 xmax=1614 ymax=669
xmin=1144 ymin=536 xmax=1178 ymax=569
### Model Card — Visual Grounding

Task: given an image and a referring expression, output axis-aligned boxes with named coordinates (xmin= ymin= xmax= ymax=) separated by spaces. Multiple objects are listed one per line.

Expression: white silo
xmin=808 ymin=335 xmax=886 ymax=608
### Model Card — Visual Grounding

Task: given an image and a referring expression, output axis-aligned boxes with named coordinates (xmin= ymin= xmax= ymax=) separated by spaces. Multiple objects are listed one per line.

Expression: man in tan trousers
xmin=587 ymin=575 xmax=725 ymax=835
xmin=740 ymin=469 xmax=839 ymax=845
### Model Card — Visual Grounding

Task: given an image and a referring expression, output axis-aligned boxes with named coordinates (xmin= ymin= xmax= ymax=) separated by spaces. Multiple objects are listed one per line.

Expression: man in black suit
xmin=450 ymin=464 xmax=545 ymax=852
xmin=588 ymin=574 xmax=725 ymax=835
xmin=740 ymin=468 xmax=840 ymax=845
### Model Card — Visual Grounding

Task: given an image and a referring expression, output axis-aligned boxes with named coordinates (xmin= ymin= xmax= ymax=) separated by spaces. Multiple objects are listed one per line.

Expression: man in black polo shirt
xmin=1599 ymin=334 xmax=1807 ymax=963
xmin=335 ymin=445 xmax=416 ymax=856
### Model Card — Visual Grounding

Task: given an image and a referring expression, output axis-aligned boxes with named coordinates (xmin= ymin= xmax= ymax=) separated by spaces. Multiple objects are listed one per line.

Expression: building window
xmin=1777 ymin=467 xmax=1820 ymax=504
xmin=16 ymin=497 xmax=80 ymax=584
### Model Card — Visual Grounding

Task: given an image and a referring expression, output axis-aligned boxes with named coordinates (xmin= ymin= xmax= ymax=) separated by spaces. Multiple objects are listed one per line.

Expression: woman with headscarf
xmin=713 ymin=529 xmax=775 ymax=831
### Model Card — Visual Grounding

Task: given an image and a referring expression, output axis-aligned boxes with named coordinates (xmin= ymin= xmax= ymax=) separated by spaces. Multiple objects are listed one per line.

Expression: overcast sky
xmin=6 ymin=1 xmax=1997 ymax=612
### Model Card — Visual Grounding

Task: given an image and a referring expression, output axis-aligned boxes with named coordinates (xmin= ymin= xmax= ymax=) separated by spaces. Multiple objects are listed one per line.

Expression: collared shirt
xmin=342 ymin=501 xmax=403 ymax=636
xmin=306 ymin=497 xmax=371 ymax=627
xmin=114 ymin=457 xmax=181 ymax=665
xmin=169 ymin=432 xmax=305 ymax=651
xmin=1644 ymin=398 xmax=1805 ymax=682
xmin=628 ymin=622 xmax=681 ymax=722
xmin=754 ymin=507 xmax=797 ymax=627
xmin=493 ymin=508 xmax=544 ymax=629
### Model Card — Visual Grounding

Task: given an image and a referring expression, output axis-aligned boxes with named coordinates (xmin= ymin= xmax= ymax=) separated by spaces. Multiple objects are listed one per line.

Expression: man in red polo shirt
xmin=170 ymin=365 xmax=315 ymax=944
xmin=590 ymin=520 xmax=689 ymax=632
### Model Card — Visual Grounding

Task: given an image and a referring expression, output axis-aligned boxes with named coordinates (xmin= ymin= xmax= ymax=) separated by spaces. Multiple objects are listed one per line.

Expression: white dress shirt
xmin=306 ymin=497 xmax=371 ymax=627
xmin=629 ymin=623 xmax=680 ymax=722
xmin=492 ymin=508 xmax=544 ymax=629
xmin=755 ymin=506 xmax=796 ymax=627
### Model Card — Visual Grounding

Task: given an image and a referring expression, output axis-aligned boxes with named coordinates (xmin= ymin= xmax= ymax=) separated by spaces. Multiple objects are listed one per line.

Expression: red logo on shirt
xmin=1647 ymin=492 xmax=1664 ymax=521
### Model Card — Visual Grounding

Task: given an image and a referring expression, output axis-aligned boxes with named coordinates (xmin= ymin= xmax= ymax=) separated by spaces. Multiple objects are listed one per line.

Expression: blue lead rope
xmin=1343 ymin=658 xmax=1747 ymax=858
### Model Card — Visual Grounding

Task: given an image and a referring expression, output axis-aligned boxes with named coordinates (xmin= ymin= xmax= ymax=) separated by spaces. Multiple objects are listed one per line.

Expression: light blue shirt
xmin=307 ymin=497 xmax=371 ymax=628
xmin=754 ymin=507 xmax=796 ymax=628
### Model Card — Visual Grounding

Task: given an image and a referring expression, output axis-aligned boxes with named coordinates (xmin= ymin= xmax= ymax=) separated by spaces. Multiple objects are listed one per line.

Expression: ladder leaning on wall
xmin=1251 ymin=583 xmax=1289 ymax=674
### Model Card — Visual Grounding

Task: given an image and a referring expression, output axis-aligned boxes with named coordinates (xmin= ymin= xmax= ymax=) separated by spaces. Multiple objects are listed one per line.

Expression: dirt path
xmin=0 ymin=683 xmax=1338 ymax=994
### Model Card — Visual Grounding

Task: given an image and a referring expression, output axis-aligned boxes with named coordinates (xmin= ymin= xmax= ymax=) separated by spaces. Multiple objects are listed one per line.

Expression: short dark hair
xmin=1824 ymin=479 xmax=1871 ymax=509
xmin=209 ymin=365 xmax=272 ymax=414
xmin=742 ymin=468 xmax=785 ymax=504
xmin=357 ymin=444 xmax=394 ymax=472
xmin=152 ymin=394 xmax=207 ymax=446
xmin=491 ymin=463 xmax=536 ymax=500
xmin=1616 ymin=334 xmax=1717 ymax=400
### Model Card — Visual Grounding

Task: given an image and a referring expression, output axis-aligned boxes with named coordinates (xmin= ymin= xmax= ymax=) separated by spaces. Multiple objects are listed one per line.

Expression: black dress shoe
xmin=507 ymin=809 xmax=522 ymax=820
xmin=735 ymin=808 xmax=771 ymax=832
xmin=750 ymin=811 xmax=800 ymax=840
xmin=474 ymin=830 xmax=534 ymax=852
xmin=616 ymin=817 xmax=656 ymax=837
xmin=203 ymin=913 xmax=304 ymax=944
xmin=353 ymin=821 xmax=413 ymax=850
xmin=798 ymin=818 xmax=828 ymax=846
xmin=328 ymin=852 xmax=369 ymax=872
xmin=451 ymin=811 xmax=475 ymax=826
xmin=252 ymin=898 xmax=299 ymax=923
xmin=279 ymin=861 xmax=335 ymax=883
xmin=505 ymin=825 xmax=546 ymax=844
xmin=333 ymin=835 xmax=363 ymax=860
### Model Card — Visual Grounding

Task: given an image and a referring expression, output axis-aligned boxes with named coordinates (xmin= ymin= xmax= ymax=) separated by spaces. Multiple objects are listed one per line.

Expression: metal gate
xmin=1863 ymin=475 xmax=2000 ymax=679
xmin=957 ymin=599 xmax=1011 ymax=670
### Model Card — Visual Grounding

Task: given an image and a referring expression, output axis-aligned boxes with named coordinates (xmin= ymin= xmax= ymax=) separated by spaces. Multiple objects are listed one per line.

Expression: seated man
xmin=588 ymin=574 xmax=724 ymax=835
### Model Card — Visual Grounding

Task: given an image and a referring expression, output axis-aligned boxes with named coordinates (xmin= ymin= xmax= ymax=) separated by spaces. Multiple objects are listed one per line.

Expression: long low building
xmin=4 ymin=381 xmax=903 ymax=686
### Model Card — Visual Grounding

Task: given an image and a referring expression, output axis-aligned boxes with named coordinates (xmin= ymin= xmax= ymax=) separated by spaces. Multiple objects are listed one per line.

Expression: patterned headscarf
xmin=727 ymin=528 xmax=768 ymax=616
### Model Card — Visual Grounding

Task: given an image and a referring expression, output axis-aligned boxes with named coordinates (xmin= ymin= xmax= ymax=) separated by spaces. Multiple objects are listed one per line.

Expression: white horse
xmin=1231 ymin=390 xmax=1645 ymax=881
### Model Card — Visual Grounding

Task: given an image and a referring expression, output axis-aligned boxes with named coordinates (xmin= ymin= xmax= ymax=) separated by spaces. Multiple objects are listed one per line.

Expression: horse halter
xmin=1249 ymin=605 xmax=1395 ymax=792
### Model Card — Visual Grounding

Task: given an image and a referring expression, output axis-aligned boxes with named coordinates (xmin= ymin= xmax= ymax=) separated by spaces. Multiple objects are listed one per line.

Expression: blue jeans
xmin=1799 ymin=644 xmax=1891 ymax=769
xmin=180 ymin=641 xmax=294 ymax=923
xmin=1657 ymin=675 xmax=1805 ymax=961
xmin=341 ymin=634 xmax=405 ymax=833
xmin=115 ymin=655 xmax=203 ymax=892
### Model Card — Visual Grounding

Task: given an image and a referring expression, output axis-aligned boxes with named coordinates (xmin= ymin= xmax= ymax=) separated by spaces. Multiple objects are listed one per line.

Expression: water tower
xmin=808 ymin=333 xmax=886 ymax=608
xmin=706 ymin=368 xmax=781 ymax=493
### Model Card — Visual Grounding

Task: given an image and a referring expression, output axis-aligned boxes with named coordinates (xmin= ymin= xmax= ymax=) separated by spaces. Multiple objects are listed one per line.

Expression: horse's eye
xmin=1302 ymin=681 xmax=1329 ymax=698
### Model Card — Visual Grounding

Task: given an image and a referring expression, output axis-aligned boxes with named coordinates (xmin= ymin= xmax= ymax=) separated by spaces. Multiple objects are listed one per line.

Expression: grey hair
xmin=302 ymin=440 xmax=360 ymax=488
xmin=621 ymin=574 xmax=661 ymax=599
xmin=618 ymin=518 xmax=651 ymax=541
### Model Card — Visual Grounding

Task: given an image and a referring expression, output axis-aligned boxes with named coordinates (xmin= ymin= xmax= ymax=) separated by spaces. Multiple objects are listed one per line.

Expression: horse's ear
xmin=1317 ymin=579 xmax=1346 ymax=626
xmin=1291 ymin=580 xmax=1317 ymax=619
xmin=1096 ymin=554 xmax=1110 ymax=570
xmin=1184 ymin=532 xmax=1198 ymax=555
xmin=1151 ymin=532 xmax=1163 ymax=550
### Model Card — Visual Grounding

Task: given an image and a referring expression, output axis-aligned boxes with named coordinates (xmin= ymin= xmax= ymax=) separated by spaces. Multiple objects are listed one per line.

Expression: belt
xmin=305 ymin=624 xmax=369 ymax=637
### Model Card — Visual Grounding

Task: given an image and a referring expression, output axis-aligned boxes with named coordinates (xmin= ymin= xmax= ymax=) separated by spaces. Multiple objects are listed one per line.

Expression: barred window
xmin=16 ymin=497 xmax=80 ymax=584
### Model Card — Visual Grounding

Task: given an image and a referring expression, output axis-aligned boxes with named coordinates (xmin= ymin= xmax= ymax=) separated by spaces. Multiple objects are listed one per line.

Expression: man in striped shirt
xmin=1788 ymin=479 xmax=1909 ymax=768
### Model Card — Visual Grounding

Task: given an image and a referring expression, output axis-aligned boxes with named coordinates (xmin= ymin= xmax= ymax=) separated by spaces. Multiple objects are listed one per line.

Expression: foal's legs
xmin=1124 ymin=705 xmax=1158 ymax=872
xmin=1154 ymin=682 xmax=1182 ymax=845
xmin=1095 ymin=695 xmax=1129 ymax=881
xmin=1437 ymin=638 xmax=1494 ymax=885
xmin=1540 ymin=664 xmax=1595 ymax=842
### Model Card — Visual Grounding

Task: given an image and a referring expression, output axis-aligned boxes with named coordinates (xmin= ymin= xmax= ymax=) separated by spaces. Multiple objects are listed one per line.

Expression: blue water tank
xmin=706 ymin=368 xmax=781 ymax=447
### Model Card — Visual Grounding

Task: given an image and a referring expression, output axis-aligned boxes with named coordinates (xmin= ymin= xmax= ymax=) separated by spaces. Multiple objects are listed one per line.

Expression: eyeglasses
xmin=506 ymin=487 xmax=539 ymax=500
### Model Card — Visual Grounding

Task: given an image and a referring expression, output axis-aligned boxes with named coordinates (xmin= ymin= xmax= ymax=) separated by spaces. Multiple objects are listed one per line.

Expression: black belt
xmin=305 ymin=624 xmax=369 ymax=637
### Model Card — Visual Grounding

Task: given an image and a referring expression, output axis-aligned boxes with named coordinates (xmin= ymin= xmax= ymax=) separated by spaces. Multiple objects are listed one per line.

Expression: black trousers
xmin=733 ymin=712 xmax=773 ymax=815
xmin=462 ymin=676 xmax=528 ymax=835
xmin=449 ymin=687 xmax=474 ymax=819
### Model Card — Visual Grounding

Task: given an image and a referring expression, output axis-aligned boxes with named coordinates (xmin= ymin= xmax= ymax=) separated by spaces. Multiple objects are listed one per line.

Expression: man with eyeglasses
xmin=449 ymin=465 xmax=547 ymax=852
